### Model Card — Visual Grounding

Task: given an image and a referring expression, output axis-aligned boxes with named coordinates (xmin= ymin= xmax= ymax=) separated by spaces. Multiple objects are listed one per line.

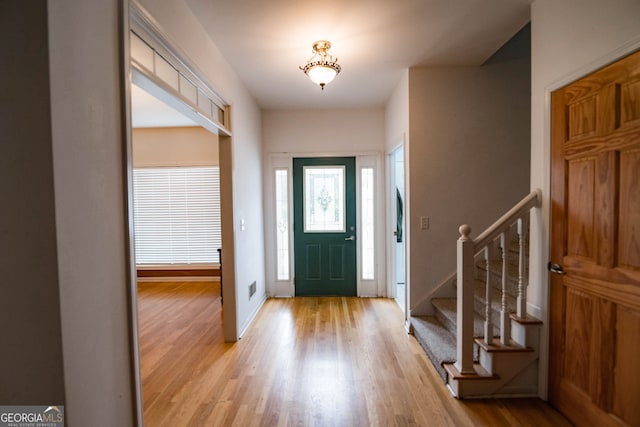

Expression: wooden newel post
xmin=455 ymin=224 xmax=476 ymax=375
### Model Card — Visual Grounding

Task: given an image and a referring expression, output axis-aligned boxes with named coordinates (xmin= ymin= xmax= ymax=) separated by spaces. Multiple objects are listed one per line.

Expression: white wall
xmin=47 ymin=0 xmax=137 ymax=424
xmin=530 ymin=0 xmax=640 ymax=398
xmin=262 ymin=108 xmax=385 ymax=296
xmin=529 ymin=0 xmax=640 ymax=313
xmin=139 ymin=0 xmax=266 ymax=339
xmin=385 ymin=71 xmax=409 ymax=151
xmin=407 ymin=49 xmax=531 ymax=313
xmin=263 ymin=109 xmax=385 ymax=154
xmin=132 ymin=126 xmax=219 ymax=166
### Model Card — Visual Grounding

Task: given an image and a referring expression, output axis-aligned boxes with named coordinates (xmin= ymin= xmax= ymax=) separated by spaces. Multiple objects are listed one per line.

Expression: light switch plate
xmin=420 ymin=216 xmax=429 ymax=230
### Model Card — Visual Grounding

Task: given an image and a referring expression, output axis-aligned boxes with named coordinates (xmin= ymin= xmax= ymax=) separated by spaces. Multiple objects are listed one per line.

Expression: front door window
xmin=303 ymin=166 xmax=345 ymax=232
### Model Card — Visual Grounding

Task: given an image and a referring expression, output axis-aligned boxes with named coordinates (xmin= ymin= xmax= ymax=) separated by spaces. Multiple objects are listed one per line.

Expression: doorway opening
xmin=389 ymin=145 xmax=406 ymax=312
xmin=130 ymin=82 xmax=224 ymax=423
xmin=130 ymin=84 xmax=222 ymax=278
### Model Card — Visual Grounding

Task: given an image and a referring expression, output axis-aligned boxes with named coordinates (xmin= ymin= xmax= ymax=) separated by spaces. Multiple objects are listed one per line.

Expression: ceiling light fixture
xmin=299 ymin=40 xmax=341 ymax=90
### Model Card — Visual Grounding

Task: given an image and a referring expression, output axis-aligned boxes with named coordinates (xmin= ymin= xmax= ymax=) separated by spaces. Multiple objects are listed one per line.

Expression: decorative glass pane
xmin=361 ymin=168 xmax=375 ymax=279
xmin=275 ymin=169 xmax=289 ymax=280
xmin=304 ymin=166 xmax=345 ymax=232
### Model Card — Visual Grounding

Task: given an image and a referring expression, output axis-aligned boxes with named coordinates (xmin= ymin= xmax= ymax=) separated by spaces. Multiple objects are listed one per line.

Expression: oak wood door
xmin=550 ymin=49 xmax=640 ymax=427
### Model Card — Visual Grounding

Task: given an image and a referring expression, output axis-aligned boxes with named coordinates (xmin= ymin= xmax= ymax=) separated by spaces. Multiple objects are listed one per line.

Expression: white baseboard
xmin=405 ymin=319 xmax=413 ymax=334
xmin=358 ymin=280 xmax=378 ymax=297
xmin=238 ymin=293 xmax=267 ymax=339
xmin=526 ymin=301 xmax=541 ymax=319
xmin=410 ymin=272 xmax=457 ymax=315
xmin=137 ymin=276 xmax=220 ymax=283
xmin=269 ymin=281 xmax=295 ymax=297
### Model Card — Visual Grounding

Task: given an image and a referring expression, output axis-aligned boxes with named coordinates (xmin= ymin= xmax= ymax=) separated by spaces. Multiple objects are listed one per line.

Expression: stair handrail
xmin=473 ymin=189 xmax=542 ymax=251
xmin=454 ymin=189 xmax=542 ymax=376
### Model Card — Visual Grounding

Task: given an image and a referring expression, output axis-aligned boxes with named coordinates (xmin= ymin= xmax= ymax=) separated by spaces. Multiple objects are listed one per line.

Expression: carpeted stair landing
xmin=412 ymin=297 xmax=488 ymax=382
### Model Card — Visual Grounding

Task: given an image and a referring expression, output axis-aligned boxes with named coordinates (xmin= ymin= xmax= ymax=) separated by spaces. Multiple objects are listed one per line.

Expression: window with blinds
xmin=132 ymin=166 xmax=220 ymax=265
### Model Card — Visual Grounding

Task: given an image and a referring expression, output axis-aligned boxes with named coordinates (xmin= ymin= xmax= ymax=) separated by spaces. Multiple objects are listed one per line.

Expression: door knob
xmin=548 ymin=262 xmax=566 ymax=275
xmin=345 ymin=235 xmax=355 ymax=241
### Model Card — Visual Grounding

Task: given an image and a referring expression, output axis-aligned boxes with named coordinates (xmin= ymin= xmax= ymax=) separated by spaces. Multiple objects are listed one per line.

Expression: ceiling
xmin=185 ymin=0 xmax=531 ymax=110
xmin=131 ymin=84 xmax=197 ymax=128
xmin=131 ymin=0 xmax=531 ymax=126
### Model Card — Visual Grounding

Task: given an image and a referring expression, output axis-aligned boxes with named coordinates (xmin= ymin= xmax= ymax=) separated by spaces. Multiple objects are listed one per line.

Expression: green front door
xmin=293 ymin=157 xmax=356 ymax=296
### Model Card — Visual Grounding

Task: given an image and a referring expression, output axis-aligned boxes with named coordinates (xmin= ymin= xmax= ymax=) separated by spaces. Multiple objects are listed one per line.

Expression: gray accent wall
xmin=407 ymin=26 xmax=531 ymax=313
xmin=0 ymin=0 xmax=65 ymax=405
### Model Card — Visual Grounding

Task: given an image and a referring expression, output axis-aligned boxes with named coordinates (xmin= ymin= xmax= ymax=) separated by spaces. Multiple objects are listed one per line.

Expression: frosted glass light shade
xmin=307 ymin=65 xmax=338 ymax=86
xmin=300 ymin=40 xmax=341 ymax=89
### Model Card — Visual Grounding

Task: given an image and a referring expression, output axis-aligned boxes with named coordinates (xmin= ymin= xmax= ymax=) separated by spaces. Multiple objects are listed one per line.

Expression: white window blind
xmin=132 ymin=166 xmax=220 ymax=265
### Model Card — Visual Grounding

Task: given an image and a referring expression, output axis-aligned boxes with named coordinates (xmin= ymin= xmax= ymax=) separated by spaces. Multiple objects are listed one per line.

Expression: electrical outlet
xmin=420 ymin=216 xmax=429 ymax=230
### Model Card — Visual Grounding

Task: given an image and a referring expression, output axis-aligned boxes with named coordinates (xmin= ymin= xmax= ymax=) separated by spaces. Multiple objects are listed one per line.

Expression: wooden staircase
xmin=411 ymin=190 xmax=542 ymax=398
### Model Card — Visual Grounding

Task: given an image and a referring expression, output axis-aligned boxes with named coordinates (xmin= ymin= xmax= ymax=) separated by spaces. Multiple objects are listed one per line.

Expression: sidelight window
xmin=361 ymin=167 xmax=375 ymax=280
xmin=275 ymin=169 xmax=290 ymax=280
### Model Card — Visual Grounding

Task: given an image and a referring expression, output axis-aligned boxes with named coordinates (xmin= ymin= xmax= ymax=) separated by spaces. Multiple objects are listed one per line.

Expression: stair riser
xmin=479 ymin=350 xmax=538 ymax=377
xmin=511 ymin=321 xmax=541 ymax=348
xmin=434 ymin=304 xmax=456 ymax=336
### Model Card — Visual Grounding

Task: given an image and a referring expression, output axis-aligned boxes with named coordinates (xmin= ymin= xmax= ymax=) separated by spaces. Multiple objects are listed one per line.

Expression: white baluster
xmin=484 ymin=245 xmax=494 ymax=344
xmin=456 ymin=224 xmax=476 ymax=374
xmin=517 ymin=216 xmax=529 ymax=319
xmin=500 ymin=230 xmax=511 ymax=345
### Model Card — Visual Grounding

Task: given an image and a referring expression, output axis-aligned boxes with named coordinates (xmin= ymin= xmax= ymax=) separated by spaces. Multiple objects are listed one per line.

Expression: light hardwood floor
xmin=137 ymin=282 xmax=571 ymax=426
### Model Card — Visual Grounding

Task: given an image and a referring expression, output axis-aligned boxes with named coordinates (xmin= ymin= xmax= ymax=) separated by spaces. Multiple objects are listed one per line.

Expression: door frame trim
xmin=386 ymin=140 xmax=407 ymax=316
xmin=540 ymin=35 xmax=640 ymax=400
xmin=122 ymin=2 xmax=241 ymax=422
xmin=265 ymin=151 xmax=385 ymax=298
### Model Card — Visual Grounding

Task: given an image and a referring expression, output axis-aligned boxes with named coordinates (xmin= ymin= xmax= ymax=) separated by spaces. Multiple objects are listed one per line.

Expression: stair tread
xmin=474 ymin=337 xmax=534 ymax=353
xmin=432 ymin=297 xmax=492 ymax=337
xmin=443 ymin=362 xmax=499 ymax=381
